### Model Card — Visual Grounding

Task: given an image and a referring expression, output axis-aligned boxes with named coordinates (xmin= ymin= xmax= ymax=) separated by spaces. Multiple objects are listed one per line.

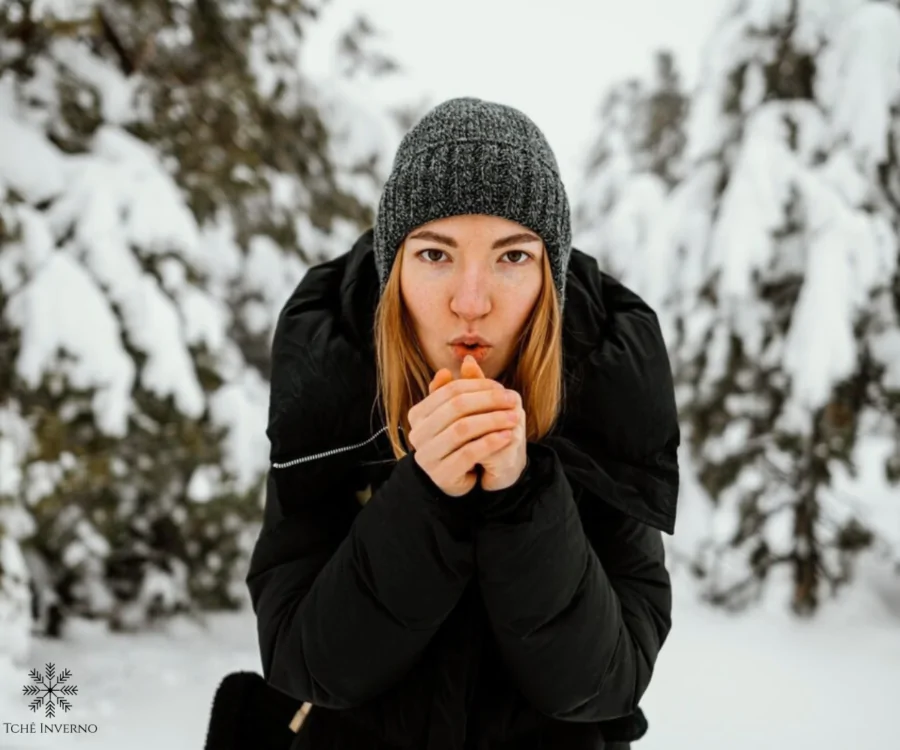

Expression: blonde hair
xmin=374 ymin=241 xmax=564 ymax=459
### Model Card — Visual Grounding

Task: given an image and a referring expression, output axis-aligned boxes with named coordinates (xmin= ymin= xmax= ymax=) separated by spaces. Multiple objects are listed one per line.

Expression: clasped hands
xmin=407 ymin=355 xmax=528 ymax=497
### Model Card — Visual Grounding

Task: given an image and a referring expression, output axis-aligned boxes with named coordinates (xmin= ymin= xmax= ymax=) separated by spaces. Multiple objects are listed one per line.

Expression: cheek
xmin=501 ymin=276 xmax=542 ymax=320
xmin=401 ymin=285 xmax=443 ymax=343
xmin=403 ymin=284 xmax=433 ymax=316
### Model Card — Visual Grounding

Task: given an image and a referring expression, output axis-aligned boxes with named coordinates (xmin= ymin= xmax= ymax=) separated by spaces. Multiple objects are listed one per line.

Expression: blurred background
xmin=1 ymin=0 xmax=899 ymax=747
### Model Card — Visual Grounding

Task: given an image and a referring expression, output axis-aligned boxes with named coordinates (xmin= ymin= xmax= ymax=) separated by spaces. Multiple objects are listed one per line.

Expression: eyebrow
xmin=406 ymin=230 xmax=542 ymax=250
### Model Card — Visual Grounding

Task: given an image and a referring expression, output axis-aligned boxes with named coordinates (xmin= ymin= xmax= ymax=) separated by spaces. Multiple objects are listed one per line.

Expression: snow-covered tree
xmin=573 ymin=50 xmax=688 ymax=287
xmin=0 ymin=0 xmax=402 ymax=651
xmin=646 ymin=0 xmax=900 ymax=615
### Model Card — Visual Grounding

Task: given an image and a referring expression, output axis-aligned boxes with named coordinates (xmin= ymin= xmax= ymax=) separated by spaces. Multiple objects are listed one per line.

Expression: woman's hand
xmin=457 ymin=357 xmax=528 ymax=492
xmin=406 ymin=361 xmax=519 ymax=497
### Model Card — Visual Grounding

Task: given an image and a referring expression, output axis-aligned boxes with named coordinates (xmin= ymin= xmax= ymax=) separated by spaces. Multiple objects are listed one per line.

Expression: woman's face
xmin=399 ymin=214 xmax=544 ymax=381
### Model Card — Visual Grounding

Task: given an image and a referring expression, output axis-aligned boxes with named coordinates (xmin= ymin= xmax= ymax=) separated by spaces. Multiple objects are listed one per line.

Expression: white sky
xmin=308 ymin=0 xmax=726 ymax=190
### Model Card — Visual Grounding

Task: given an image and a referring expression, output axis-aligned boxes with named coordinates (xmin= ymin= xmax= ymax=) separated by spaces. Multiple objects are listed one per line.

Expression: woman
xmin=245 ymin=97 xmax=679 ymax=750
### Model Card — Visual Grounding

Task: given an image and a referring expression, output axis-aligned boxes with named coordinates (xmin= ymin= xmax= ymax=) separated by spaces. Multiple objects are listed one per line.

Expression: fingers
xmin=409 ymin=376 xmax=503 ymax=427
xmin=429 ymin=368 xmax=454 ymax=395
xmin=421 ymin=427 xmax=514 ymax=489
xmin=409 ymin=387 xmax=514 ymax=452
xmin=443 ymin=427 xmax=514 ymax=476
xmin=460 ymin=354 xmax=488 ymax=381
xmin=410 ymin=355 xmax=525 ymax=496
xmin=418 ymin=408 xmax=519 ymax=465
xmin=460 ymin=355 xmax=485 ymax=380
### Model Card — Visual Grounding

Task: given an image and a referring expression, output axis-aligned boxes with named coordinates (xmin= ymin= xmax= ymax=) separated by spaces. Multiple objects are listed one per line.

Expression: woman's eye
xmin=503 ymin=250 xmax=530 ymax=264
xmin=418 ymin=249 xmax=447 ymax=263
xmin=416 ymin=249 xmax=532 ymax=264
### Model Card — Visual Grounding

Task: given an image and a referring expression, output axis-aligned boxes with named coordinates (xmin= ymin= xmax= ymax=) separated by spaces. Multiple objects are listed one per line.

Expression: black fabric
xmin=203 ymin=671 xmax=298 ymax=750
xmin=245 ymin=229 xmax=679 ymax=749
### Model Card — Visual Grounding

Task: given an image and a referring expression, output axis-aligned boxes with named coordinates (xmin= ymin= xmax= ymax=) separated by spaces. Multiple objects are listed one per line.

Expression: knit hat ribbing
xmin=373 ymin=97 xmax=572 ymax=309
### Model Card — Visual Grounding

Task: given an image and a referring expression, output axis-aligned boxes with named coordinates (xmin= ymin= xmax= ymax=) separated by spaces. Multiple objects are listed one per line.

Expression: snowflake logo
xmin=22 ymin=663 xmax=78 ymax=718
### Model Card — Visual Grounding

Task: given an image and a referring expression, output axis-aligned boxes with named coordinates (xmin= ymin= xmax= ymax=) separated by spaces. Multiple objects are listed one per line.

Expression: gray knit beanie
xmin=373 ymin=97 xmax=572 ymax=309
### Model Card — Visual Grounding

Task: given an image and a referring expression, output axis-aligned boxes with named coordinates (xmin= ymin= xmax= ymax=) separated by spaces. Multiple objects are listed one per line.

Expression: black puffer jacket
xmin=245 ymin=230 xmax=680 ymax=750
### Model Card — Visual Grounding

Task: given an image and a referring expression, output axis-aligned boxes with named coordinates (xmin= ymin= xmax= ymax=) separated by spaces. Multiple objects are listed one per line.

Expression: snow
xmin=0 ymin=534 xmax=31 ymax=665
xmin=826 ymin=427 xmax=900 ymax=555
xmin=781 ymin=204 xmax=890 ymax=414
xmin=7 ymin=252 xmax=136 ymax=436
xmin=1 ymin=118 xmax=224 ymax=433
xmin=641 ymin=569 xmax=900 ymax=750
xmin=51 ymin=39 xmax=139 ymax=125
xmin=1 ymin=115 xmax=271 ymax=482
xmin=574 ymin=0 xmax=900 ymax=625
xmin=818 ymin=1 xmax=900 ymax=169
xmin=177 ymin=286 xmax=229 ymax=353
xmin=0 ymin=407 xmax=31 ymax=498
xmin=572 ymin=68 xmax=683 ymax=292
xmin=707 ymin=106 xmax=790 ymax=299
xmin=629 ymin=0 xmax=900 ymax=428
xmin=186 ymin=466 xmax=223 ymax=504
xmin=244 ymin=235 xmax=309 ymax=335
xmin=0 ymin=113 xmax=67 ymax=203
xmin=87 ymin=127 xmax=201 ymax=260
xmin=29 ymin=0 xmax=99 ymax=20
xmin=208 ymin=368 xmax=271 ymax=495
xmin=0 ymin=570 xmax=897 ymax=749
xmin=0 ymin=0 xmax=404 ymax=562
xmin=600 ymin=173 xmax=669 ymax=283
xmin=872 ymin=326 xmax=900 ymax=390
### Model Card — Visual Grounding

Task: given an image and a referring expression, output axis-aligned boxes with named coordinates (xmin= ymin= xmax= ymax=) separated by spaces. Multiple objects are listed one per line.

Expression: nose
xmin=449 ymin=266 xmax=492 ymax=320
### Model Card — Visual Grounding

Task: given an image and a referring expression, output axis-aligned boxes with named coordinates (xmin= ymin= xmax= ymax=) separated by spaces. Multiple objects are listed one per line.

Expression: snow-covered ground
xmin=1 ymin=570 xmax=897 ymax=750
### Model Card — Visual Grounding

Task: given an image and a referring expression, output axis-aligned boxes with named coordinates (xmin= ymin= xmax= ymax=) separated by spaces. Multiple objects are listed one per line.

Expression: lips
xmin=450 ymin=335 xmax=491 ymax=347
xmin=449 ymin=335 xmax=492 ymax=363
xmin=452 ymin=344 xmax=491 ymax=362
xmin=450 ymin=344 xmax=490 ymax=362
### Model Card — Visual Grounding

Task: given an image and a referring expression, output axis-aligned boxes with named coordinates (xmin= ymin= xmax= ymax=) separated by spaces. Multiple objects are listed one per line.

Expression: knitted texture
xmin=373 ymin=97 xmax=572 ymax=309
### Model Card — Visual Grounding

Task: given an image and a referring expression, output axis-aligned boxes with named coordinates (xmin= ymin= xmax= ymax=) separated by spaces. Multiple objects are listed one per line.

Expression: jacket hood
xmin=267 ymin=229 xmax=679 ymax=534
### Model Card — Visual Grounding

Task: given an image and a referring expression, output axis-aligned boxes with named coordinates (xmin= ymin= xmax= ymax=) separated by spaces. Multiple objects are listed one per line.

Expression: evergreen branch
xmin=97 ymin=7 xmax=136 ymax=75
xmin=761 ymin=455 xmax=796 ymax=485
xmin=36 ymin=14 xmax=102 ymax=38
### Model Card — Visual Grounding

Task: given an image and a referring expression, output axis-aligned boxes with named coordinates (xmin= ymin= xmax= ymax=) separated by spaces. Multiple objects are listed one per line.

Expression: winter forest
xmin=1 ymin=0 xmax=899 ymax=748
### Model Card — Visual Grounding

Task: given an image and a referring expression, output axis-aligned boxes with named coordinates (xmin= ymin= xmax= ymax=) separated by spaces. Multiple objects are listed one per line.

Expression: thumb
xmin=460 ymin=355 xmax=486 ymax=380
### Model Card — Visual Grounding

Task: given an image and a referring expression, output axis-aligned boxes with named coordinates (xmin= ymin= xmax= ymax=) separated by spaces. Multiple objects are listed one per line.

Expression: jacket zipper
xmin=271 ymin=426 xmax=390 ymax=469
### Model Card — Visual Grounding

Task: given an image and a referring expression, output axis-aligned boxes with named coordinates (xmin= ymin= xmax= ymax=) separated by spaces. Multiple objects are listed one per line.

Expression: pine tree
xmin=573 ymin=50 xmax=687 ymax=287
xmin=0 ymin=0 xmax=401 ymax=645
xmin=649 ymin=0 xmax=900 ymax=614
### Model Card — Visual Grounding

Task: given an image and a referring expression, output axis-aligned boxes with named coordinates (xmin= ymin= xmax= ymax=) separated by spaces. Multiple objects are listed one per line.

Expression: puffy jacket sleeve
xmin=473 ymin=442 xmax=672 ymax=722
xmin=245 ymin=455 xmax=476 ymax=710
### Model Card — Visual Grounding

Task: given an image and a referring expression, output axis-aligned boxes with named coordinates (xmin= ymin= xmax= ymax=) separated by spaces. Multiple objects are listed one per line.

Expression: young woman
xmin=245 ymin=97 xmax=680 ymax=750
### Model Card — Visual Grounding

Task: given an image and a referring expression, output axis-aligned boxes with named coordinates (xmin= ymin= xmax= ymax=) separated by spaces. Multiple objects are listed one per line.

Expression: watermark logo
xmin=22 ymin=663 xmax=77 ymax=719
xmin=2 ymin=662 xmax=96 ymax=736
